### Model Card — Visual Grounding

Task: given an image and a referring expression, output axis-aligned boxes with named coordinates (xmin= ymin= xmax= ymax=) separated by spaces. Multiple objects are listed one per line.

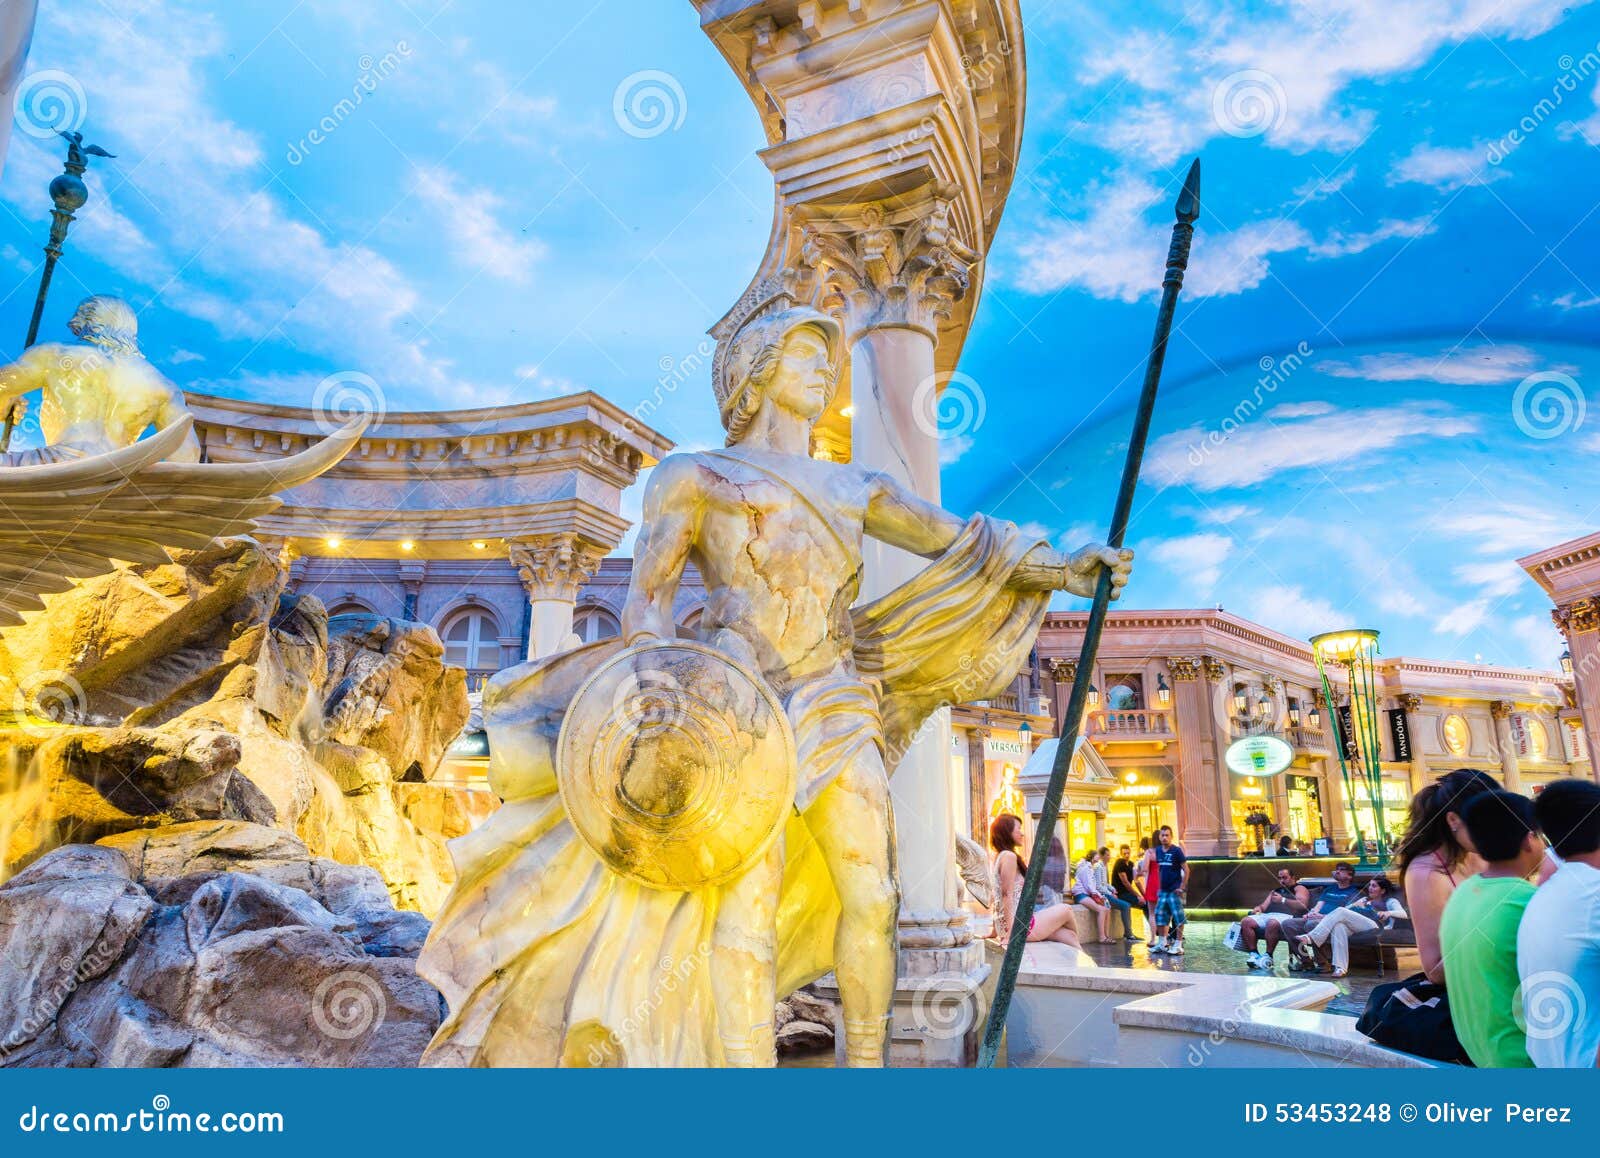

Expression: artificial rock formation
xmin=0 ymin=536 xmax=478 ymax=914
xmin=0 ymin=826 xmax=441 ymax=1067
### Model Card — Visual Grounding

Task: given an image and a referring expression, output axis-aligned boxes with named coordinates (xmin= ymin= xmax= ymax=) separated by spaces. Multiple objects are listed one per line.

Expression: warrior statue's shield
xmin=555 ymin=640 xmax=797 ymax=891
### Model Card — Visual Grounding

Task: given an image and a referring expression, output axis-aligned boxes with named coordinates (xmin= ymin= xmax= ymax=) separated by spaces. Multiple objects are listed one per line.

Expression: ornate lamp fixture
xmin=1311 ymin=629 xmax=1387 ymax=866
xmin=1155 ymin=673 xmax=1171 ymax=706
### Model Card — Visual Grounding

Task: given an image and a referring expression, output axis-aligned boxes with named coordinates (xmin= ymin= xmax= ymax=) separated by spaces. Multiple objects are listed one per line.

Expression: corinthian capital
xmin=799 ymin=197 xmax=975 ymax=338
xmin=509 ymin=534 xmax=604 ymax=603
xmin=1555 ymin=597 xmax=1600 ymax=636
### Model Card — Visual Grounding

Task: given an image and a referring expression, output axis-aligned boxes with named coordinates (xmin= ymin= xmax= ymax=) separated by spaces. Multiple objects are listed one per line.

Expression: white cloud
xmin=0 ymin=3 xmax=474 ymax=404
xmin=939 ymin=434 xmax=974 ymax=466
xmin=1436 ymin=505 xmax=1588 ymax=557
xmin=1454 ymin=559 xmax=1531 ymax=597
xmin=1307 ymin=216 xmax=1435 ymax=257
xmin=1267 ymin=401 xmax=1335 ymax=418
xmin=1145 ymin=403 xmax=1478 ymax=491
xmin=412 ymin=166 xmax=546 ymax=284
xmin=168 ymin=348 xmax=205 ymax=365
xmin=1389 ymin=143 xmax=1509 ymax=191
xmin=1042 ymin=0 xmax=1584 ymax=164
xmin=1292 ymin=168 xmax=1357 ymax=202
xmin=1148 ymin=532 xmax=1233 ymax=595
xmin=1560 ymin=79 xmax=1600 ymax=145
xmin=1553 ymin=290 xmax=1600 ymax=311
xmin=1181 ymin=502 xmax=1261 ymax=525
xmin=1017 ymin=521 xmax=1056 ymax=542
xmin=1248 ymin=585 xmax=1347 ymax=638
xmin=1316 ymin=343 xmax=1558 ymax=385
xmin=1435 ymin=599 xmax=1490 ymax=635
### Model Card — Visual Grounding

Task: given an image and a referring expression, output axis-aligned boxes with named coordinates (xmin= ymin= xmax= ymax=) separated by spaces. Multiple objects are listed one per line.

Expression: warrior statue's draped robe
xmin=417 ymin=514 xmax=1050 ymax=1066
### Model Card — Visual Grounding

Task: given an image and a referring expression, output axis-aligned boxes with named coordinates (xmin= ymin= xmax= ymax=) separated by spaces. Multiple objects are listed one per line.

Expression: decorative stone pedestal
xmin=816 ymin=916 xmax=991 ymax=1068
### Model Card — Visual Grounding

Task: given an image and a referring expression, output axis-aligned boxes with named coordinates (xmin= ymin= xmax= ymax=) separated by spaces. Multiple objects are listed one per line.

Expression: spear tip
xmin=1175 ymin=158 xmax=1201 ymax=224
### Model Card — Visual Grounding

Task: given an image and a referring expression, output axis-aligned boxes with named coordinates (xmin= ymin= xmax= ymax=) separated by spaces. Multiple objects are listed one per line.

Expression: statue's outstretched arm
xmin=622 ymin=455 xmax=701 ymax=644
xmin=0 ymin=346 xmax=50 ymax=407
xmin=862 ymin=469 xmax=968 ymax=558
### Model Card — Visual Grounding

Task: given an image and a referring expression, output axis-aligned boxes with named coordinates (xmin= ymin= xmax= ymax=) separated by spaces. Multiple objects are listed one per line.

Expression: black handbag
xmin=1355 ymin=971 xmax=1471 ymax=1065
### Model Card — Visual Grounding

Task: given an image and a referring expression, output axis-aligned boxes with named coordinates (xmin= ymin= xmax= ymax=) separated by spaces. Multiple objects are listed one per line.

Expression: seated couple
xmin=1237 ymin=863 xmax=1404 ymax=976
xmin=1072 ymin=846 xmax=1139 ymax=944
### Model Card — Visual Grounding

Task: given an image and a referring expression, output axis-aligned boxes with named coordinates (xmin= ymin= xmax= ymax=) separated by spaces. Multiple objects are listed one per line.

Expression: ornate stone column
xmin=1490 ymin=700 xmax=1523 ymax=792
xmin=397 ymin=561 xmax=427 ymax=623
xmin=509 ymin=534 xmax=604 ymax=659
xmin=1166 ymin=657 xmax=1220 ymax=853
xmin=1200 ymin=656 xmax=1241 ymax=855
xmin=1554 ymin=598 xmax=1600 ymax=778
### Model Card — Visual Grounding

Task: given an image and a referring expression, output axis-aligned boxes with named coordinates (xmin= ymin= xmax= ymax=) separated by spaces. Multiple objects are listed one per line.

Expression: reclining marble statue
xmin=417 ymin=304 xmax=1132 ymax=1067
xmin=0 ymin=295 xmax=366 ymax=626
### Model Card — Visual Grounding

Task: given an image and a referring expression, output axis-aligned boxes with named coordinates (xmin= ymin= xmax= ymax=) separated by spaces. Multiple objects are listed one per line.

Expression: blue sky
xmin=3 ymin=0 xmax=1598 ymax=669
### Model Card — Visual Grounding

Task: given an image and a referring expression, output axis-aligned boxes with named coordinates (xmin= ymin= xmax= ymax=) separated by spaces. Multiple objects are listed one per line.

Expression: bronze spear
xmin=979 ymin=157 xmax=1202 ymax=1067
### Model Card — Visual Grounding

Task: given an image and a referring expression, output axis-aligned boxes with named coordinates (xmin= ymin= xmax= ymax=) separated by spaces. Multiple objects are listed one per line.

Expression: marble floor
xmin=1078 ymin=918 xmax=1383 ymax=1017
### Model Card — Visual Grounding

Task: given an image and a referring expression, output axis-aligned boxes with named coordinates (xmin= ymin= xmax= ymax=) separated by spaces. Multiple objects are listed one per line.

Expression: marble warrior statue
xmin=0 ymin=295 xmax=366 ymax=626
xmin=418 ymin=303 xmax=1131 ymax=1067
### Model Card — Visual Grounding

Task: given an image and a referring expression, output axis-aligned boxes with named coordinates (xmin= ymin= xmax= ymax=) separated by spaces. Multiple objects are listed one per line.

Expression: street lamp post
xmin=1311 ymin=629 xmax=1388 ymax=868
xmin=0 ymin=129 xmax=114 ymax=450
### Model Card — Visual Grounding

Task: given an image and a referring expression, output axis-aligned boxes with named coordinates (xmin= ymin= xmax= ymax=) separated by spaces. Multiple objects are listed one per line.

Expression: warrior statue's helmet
xmin=715 ymin=305 xmax=843 ymax=445
xmin=67 ymin=295 xmax=140 ymax=355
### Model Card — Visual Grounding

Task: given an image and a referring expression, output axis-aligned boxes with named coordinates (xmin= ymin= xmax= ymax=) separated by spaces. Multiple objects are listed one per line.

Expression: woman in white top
xmin=1072 ymin=849 xmax=1114 ymax=944
xmin=989 ymin=814 xmax=1083 ymax=950
xmin=1296 ymin=876 xmax=1407 ymax=977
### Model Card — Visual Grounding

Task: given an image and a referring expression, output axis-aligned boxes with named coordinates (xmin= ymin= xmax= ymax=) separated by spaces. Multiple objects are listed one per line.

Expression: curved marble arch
xmin=691 ymin=0 xmax=1025 ymax=462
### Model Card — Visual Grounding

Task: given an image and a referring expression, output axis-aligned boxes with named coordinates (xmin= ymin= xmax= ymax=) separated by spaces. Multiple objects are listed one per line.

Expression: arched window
xmin=573 ymin=606 xmax=621 ymax=644
xmin=440 ymin=607 xmax=501 ymax=670
xmin=326 ymin=601 xmax=373 ymax=618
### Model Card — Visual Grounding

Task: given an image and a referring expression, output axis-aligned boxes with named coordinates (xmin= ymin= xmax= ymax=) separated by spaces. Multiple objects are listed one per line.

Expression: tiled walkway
xmin=1077 ymin=919 xmax=1383 ymax=1017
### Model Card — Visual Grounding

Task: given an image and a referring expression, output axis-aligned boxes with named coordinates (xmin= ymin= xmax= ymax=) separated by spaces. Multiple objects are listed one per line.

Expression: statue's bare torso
xmin=0 ymin=343 xmax=195 ymax=458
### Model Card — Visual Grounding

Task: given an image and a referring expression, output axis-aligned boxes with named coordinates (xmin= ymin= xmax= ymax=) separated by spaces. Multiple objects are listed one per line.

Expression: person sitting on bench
xmin=1295 ymin=876 xmax=1407 ymax=977
xmin=1268 ymin=862 xmax=1362 ymax=969
xmin=1240 ymin=867 xmax=1311 ymax=969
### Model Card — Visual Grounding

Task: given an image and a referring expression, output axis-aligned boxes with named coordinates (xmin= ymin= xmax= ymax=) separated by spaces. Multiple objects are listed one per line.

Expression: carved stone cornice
xmin=1047 ymin=658 xmax=1076 ymax=684
xmin=1555 ymin=597 xmax=1600 ymax=636
xmin=509 ymin=534 xmax=605 ymax=603
xmin=1397 ymin=693 xmax=1423 ymax=713
xmin=1200 ymin=655 xmax=1226 ymax=682
xmin=1490 ymin=700 xmax=1515 ymax=721
xmin=799 ymin=200 xmax=975 ymax=337
xmin=1166 ymin=656 xmax=1201 ymax=682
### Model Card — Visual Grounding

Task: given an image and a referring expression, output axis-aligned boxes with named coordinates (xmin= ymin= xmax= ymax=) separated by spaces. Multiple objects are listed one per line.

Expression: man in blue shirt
xmin=1152 ymin=825 xmax=1189 ymax=955
xmin=1266 ymin=862 xmax=1360 ymax=970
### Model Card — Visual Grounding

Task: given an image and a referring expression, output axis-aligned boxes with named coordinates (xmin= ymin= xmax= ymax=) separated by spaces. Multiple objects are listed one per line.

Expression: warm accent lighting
xmin=1308 ymin=704 xmax=1322 ymax=730
xmin=471 ymin=540 xmax=488 ymax=550
xmin=1156 ymin=673 xmax=1170 ymax=705
xmin=839 ymin=405 xmax=856 ymax=418
xmin=325 ymin=537 xmax=342 ymax=549
xmin=1232 ymin=687 xmax=1248 ymax=715
xmin=400 ymin=540 xmax=415 ymax=552
xmin=1087 ymin=684 xmax=1099 ymax=708
xmin=1288 ymin=696 xmax=1302 ymax=726
xmin=1561 ymin=648 xmax=1573 ymax=674
xmin=1017 ymin=719 xmax=1031 ymax=737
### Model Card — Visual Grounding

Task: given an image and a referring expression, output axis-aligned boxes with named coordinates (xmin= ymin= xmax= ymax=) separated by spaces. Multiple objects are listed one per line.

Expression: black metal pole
xmin=978 ymin=158 xmax=1201 ymax=1068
